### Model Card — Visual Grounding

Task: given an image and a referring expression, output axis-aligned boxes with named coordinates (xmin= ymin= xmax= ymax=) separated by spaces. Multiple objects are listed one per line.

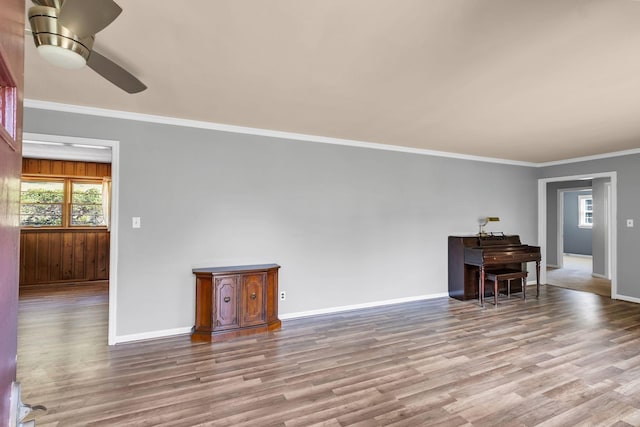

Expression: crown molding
xmin=24 ymin=99 xmax=640 ymax=167
xmin=536 ymin=148 xmax=640 ymax=167
xmin=24 ymin=99 xmax=539 ymax=167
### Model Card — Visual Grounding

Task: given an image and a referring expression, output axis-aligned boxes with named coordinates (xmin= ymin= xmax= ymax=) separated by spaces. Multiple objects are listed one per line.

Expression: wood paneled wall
xmin=22 ymin=158 xmax=111 ymax=178
xmin=20 ymin=229 xmax=110 ymax=285
xmin=20 ymin=159 xmax=111 ymax=286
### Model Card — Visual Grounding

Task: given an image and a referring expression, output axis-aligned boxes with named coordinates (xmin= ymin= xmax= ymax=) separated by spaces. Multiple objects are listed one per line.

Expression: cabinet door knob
xmin=223 ymin=296 xmax=231 ymax=303
xmin=250 ymin=292 xmax=257 ymax=300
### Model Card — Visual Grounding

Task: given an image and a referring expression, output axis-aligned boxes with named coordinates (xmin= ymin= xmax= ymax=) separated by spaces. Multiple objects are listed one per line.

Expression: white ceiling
xmin=23 ymin=0 xmax=640 ymax=163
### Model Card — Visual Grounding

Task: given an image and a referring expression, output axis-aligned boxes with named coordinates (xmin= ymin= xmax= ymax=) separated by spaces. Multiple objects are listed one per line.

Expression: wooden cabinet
xmin=192 ymin=264 xmax=280 ymax=342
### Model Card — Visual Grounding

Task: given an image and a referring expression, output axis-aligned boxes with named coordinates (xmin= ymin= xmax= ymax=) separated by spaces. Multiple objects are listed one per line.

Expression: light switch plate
xmin=627 ymin=219 xmax=634 ymax=228
xmin=132 ymin=217 xmax=141 ymax=228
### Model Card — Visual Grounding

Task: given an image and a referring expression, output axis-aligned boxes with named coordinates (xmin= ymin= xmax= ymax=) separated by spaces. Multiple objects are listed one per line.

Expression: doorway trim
xmin=538 ymin=172 xmax=617 ymax=298
xmin=604 ymin=182 xmax=612 ymax=280
xmin=22 ymin=132 xmax=120 ymax=345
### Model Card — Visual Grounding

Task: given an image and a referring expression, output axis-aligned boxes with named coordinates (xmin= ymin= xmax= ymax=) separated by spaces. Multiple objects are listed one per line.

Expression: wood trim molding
xmin=0 ymin=42 xmax=17 ymax=150
xmin=22 ymin=158 xmax=111 ymax=178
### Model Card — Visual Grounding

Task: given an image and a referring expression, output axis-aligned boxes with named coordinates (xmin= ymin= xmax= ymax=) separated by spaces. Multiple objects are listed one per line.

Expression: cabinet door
xmin=214 ymin=275 xmax=239 ymax=330
xmin=240 ymin=273 xmax=266 ymax=327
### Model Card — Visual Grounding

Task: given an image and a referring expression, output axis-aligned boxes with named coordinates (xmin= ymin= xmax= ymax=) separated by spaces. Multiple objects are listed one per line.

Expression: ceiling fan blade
xmin=58 ymin=0 xmax=122 ymax=38
xmin=87 ymin=50 xmax=147 ymax=94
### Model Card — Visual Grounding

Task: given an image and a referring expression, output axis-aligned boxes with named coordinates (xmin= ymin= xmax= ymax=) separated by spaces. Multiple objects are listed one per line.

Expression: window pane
xmin=71 ymin=182 xmax=105 ymax=226
xmin=578 ymin=194 xmax=593 ymax=227
xmin=20 ymin=181 xmax=64 ymax=226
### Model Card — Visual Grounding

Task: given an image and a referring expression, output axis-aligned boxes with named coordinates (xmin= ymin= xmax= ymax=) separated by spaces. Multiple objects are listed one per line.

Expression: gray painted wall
xmin=563 ymin=190 xmax=592 ymax=256
xmin=538 ymin=154 xmax=640 ymax=299
xmin=24 ymin=107 xmax=538 ymax=339
xmin=545 ymin=180 xmax=591 ymax=266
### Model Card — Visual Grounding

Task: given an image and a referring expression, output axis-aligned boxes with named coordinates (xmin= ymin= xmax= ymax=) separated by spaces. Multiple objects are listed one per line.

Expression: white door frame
xmin=604 ymin=182 xmax=612 ymax=280
xmin=538 ymin=172 xmax=617 ymax=298
xmin=22 ymin=133 xmax=120 ymax=344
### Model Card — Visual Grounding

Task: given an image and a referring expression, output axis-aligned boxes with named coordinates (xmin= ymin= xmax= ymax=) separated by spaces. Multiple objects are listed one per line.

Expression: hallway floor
xmin=546 ymin=255 xmax=611 ymax=298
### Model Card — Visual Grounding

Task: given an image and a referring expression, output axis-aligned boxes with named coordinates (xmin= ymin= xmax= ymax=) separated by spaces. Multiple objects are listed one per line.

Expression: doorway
xmin=22 ymin=132 xmax=120 ymax=344
xmin=549 ymin=185 xmax=611 ymax=297
xmin=537 ymin=172 xmax=617 ymax=299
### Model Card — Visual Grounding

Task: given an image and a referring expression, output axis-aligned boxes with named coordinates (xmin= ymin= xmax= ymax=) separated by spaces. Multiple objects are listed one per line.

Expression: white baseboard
xmin=109 ymin=288 xmax=639 ymax=344
xmin=591 ymin=273 xmax=609 ymax=279
xmin=547 ymin=264 xmax=560 ymax=269
xmin=564 ymin=253 xmax=592 ymax=258
xmin=113 ymin=326 xmax=192 ymax=344
xmin=280 ymin=293 xmax=449 ymax=320
xmin=110 ymin=292 xmax=460 ymax=344
xmin=614 ymin=294 xmax=640 ymax=304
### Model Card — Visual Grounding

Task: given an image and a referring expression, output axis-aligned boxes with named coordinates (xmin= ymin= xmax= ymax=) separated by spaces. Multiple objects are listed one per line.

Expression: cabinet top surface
xmin=193 ymin=264 xmax=280 ymax=274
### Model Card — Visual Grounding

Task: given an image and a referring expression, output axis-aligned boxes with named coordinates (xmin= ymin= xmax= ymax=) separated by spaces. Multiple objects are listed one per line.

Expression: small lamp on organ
xmin=478 ymin=217 xmax=500 ymax=236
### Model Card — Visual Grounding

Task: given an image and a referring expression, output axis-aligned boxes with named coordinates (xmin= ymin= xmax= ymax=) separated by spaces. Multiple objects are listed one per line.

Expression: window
xmin=20 ymin=178 xmax=107 ymax=228
xmin=1 ymin=86 xmax=17 ymax=143
xmin=71 ymin=181 xmax=105 ymax=226
xmin=579 ymin=194 xmax=593 ymax=228
xmin=1 ymin=60 xmax=18 ymax=143
xmin=20 ymin=180 xmax=64 ymax=226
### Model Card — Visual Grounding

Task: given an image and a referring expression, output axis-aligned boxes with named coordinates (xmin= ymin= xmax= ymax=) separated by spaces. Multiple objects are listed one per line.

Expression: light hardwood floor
xmin=17 ymin=282 xmax=640 ymax=426
xmin=547 ymin=255 xmax=611 ymax=297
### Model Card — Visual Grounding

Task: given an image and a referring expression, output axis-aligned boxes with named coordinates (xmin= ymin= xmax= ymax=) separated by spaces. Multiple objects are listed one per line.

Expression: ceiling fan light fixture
xmin=28 ymin=5 xmax=93 ymax=69
xmin=37 ymin=44 xmax=86 ymax=69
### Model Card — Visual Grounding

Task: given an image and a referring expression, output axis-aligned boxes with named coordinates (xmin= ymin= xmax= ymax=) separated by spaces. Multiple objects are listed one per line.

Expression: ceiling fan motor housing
xmin=31 ymin=0 xmax=65 ymax=8
xmin=28 ymin=5 xmax=94 ymax=68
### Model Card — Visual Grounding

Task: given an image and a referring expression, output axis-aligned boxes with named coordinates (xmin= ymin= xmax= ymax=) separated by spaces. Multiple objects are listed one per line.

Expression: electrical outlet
xmin=279 ymin=291 xmax=286 ymax=301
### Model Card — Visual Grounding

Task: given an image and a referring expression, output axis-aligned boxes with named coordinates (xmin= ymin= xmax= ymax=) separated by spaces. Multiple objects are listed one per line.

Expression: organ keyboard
xmin=448 ymin=234 xmax=541 ymax=302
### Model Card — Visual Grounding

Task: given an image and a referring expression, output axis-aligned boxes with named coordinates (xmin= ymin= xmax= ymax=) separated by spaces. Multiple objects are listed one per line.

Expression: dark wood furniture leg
xmin=479 ymin=266 xmax=485 ymax=307
xmin=536 ymin=260 xmax=540 ymax=298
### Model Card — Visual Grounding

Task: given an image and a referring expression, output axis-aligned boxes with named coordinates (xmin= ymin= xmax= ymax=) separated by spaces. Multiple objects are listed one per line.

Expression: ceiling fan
xmin=28 ymin=0 xmax=147 ymax=94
